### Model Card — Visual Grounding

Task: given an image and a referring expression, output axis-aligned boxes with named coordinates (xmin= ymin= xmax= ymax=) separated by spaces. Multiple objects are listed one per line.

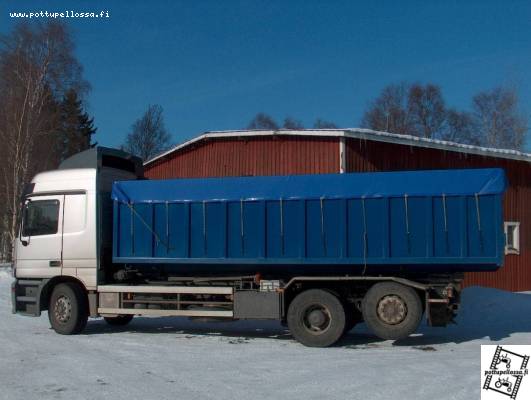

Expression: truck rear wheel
xmin=362 ymin=282 xmax=422 ymax=340
xmin=287 ymin=289 xmax=346 ymax=347
xmin=104 ymin=315 xmax=134 ymax=326
xmin=48 ymin=282 xmax=88 ymax=335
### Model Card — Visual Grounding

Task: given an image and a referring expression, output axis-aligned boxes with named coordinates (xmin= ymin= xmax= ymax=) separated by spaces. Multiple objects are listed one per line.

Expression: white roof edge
xmin=32 ymin=168 xmax=96 ymax=182
xmin=144 ymin=128 xmax=531 ymax=165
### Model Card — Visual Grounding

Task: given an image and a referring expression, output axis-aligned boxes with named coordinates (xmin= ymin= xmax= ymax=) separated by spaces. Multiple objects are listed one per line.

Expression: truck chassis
xmin=13 ymin=274 xmax=461 ymax=347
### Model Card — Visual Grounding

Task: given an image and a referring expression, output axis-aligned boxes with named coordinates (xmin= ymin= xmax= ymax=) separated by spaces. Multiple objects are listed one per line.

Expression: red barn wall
xmin=146 ymin=136 xmax=339 ymax=179
xmin=346 ymin=137 xmax=531 ymax=292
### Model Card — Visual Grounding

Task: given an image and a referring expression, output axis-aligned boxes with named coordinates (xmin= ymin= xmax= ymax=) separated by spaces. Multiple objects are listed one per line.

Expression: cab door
xmin=16 ymin=195 xmax=63 ymax=278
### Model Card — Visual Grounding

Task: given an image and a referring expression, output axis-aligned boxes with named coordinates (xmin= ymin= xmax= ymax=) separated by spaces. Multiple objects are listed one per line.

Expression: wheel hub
xmin=303 ymin=305 xmax=331 ymax=334
xmin=307 ymin=309 xmax=326 ymax=327
xmin=377 ymin=295 xmax=407 ymax=325
xmin=54 ymin=295 xmax=72 ymax=323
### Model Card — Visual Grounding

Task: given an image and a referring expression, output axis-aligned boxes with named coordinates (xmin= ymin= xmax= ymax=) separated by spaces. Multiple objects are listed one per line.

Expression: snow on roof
xmin=145 ymin=128 xmax=531 ymax=165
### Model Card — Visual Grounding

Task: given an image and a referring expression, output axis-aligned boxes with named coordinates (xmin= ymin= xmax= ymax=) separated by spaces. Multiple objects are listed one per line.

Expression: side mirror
xmin=19 ymin=198 xmax=31 ymax=247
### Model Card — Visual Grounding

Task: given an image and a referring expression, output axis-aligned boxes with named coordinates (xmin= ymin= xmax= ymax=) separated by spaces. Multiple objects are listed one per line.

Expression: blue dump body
xmin=111 ymin=168 xmax=507 ymax=275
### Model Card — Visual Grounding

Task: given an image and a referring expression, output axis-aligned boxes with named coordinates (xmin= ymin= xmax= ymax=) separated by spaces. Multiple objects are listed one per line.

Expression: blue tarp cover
xmin=111 ymin=168 xmax=507 ymax=203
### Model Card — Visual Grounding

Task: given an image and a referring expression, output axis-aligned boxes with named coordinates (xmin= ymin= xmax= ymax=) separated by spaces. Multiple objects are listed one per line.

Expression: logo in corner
xmin=482 ymin=345 xmax=530 ymax=399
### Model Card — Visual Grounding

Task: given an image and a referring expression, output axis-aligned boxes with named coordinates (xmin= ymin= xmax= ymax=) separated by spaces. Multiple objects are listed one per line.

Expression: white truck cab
xmin=12 ymin=147 xmax=143 ymax=320
xmin=16 ymin=169 xmax=98 ymax=288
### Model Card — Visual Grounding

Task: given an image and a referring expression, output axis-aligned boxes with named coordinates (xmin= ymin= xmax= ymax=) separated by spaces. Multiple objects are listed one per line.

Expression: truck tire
xmin=48 ymin=282 xmax=88 ymax=335
xmin=104 ymin=315 xmax=134 ymax=326
xmin=362 ymin=282 xmax=422 ymax=340
xmin=287 ymin=289 xmax=346 ymax=347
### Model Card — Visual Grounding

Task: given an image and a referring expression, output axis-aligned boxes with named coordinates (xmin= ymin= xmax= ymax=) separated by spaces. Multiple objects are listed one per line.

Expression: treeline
xmin=119 ymin=110 xmax=338 ymax=162
xmin=246 ymin=83 xmax=528 ymax=151
xmin=361 ymin=83 xmax=527 ymax=149
xmin=0 ymin=22 xmax=95 ymax=261
xmin=124 ymin=83 xmax=528 ymax=164
xmin=246 ymin=113 xmax=338 ymax=130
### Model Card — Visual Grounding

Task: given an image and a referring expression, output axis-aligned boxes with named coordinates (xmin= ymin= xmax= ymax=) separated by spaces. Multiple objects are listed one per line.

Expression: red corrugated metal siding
xmin=346 ymin=138 xmax=531 ymax=292
xmin=145 ymin=136 xmax=340 ymax=179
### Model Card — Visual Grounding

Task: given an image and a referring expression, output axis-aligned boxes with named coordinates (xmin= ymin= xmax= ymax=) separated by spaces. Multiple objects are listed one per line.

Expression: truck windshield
xmin=22 ymin=200 xmax=60 ymax=236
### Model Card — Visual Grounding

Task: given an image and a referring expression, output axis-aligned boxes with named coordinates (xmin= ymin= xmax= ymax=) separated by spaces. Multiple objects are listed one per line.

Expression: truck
xmin=12 ymin=147 xmax=507 ymax=347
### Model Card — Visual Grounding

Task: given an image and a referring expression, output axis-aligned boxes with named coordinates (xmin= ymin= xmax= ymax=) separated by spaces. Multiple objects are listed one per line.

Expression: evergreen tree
xmin=58 ymin=89 xmax=96 ymax=160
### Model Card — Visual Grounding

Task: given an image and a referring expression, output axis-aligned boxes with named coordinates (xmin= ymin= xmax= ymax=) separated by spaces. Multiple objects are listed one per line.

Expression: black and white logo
xmin=482 ymin=345 xmax=530 ymax=399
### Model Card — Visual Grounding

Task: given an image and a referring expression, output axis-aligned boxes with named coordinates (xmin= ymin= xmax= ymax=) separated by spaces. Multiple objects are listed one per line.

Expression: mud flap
xmin=426 ymin=300 xmax=458 ymax=327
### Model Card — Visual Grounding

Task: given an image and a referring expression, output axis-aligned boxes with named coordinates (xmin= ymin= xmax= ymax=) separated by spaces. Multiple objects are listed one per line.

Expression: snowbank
xmin=0 ymin=263 xmax=12 ymax=279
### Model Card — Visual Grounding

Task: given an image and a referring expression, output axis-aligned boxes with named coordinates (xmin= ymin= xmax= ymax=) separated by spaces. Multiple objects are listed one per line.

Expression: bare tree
xmin=123 ymin=104 xmax=171 ymax=161
xmin=282 ymin=117 xmax=304 ymax=130
xmin=0 ymin=22 xmax=87 ymax=261
xmin=441 ymin=110 xmax=479 ymax=145
xmin=408 ymin=83 xmax=446 ymax=139
xmin=472 ymin=87 xmax=528 ymax=150
xmin=361 ymin=83 xmax=413 ymax=135
xmin=363 ymin=82 xmax=529 ymax=150
xmin=246 ymin=113 xmax=279 ymax=130
xmin=313 ymin=119 xmax=338 ymax=129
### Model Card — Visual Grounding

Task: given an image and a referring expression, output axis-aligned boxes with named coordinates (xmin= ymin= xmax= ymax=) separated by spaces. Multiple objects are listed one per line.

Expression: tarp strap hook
xmin=404 ymin=194 xmax=410 ymax=254
xmin=442 ymin=194 xmax=448 ymax=233
xmin=475 ymin=193 xmax=483 ymax=252
xmin=475 ymin=193 xmax=481 ymax=232
xmin=442 ymin=194 xmax=449 ymax=253
xmin=203 ymin=201 xmax=207 ymax=255
xmin=130 ymin=202 xmax=134 ymax=256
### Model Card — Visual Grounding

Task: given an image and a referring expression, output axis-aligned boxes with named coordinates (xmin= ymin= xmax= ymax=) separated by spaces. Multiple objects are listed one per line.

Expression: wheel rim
xmin=302 ymin=304 xmax=331 ymax=335
xmin=54 ymin=295 xmax=72 ymax=323
xmin=376 ymin=295 xmax=407 ymax=325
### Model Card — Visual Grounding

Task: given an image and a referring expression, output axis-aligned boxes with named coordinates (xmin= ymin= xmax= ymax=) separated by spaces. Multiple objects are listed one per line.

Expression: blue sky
xmin=2 ymin=0 xmax=531 ymax=150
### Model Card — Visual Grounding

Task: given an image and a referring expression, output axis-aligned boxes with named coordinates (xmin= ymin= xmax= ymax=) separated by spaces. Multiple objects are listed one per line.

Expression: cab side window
xmin=22 ymin=200 xmax=60 ymax=236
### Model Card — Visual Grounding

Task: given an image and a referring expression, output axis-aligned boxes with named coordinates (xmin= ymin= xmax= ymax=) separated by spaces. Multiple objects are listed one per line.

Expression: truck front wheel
xmin=362 ymin=282 xmax=422 ymax=340
xmin=48 ymin=282 xmax=88 ymax=335
xmin=287 ymin=289 xmax=346 ymax=347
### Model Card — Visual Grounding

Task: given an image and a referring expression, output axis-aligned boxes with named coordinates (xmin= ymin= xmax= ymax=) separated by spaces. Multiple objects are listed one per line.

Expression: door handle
xmin=49 ymin=260 xmax=61 ymax=267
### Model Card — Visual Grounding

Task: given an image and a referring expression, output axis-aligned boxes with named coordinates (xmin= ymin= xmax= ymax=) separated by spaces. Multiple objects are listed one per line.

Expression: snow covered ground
xmin=1 ymin=267 xmax=531 ymax=400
